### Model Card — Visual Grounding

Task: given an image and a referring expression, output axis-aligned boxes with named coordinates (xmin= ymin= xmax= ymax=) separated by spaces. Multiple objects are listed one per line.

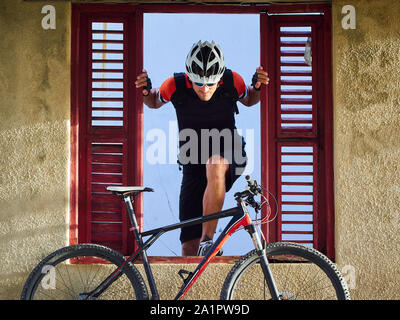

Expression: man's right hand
xmin=135 ymin=70 xmax=165 ymax=109
xmin=135 ymin=69 xmax=151 ymax=96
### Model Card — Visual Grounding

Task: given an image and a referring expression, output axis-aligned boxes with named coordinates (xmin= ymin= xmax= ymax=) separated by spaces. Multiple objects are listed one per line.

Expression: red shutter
xmin=261 ymin=9 xmax=334 ymax=258
xmin=277 ymin=142 xmax=318 ymax=248
xmin=278 ymin=25 xmax=315 ymax=137
xmin=87 ymin=20 xmax=128 ymax=254
xmin=72 ymin=8 xmax=143 ymax=256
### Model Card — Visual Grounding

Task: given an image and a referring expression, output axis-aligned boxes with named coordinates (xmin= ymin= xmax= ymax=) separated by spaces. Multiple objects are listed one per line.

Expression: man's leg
xmin=201 ymin=155 xmax=229 ymax=242
xmin=182 ymin=238 xmax=200 ymax=256
xmin=179 ymin=166 xmax=207 ymax=256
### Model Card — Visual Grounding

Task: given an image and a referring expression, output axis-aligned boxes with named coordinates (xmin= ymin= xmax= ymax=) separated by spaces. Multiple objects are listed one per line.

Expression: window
xmin=70 ymin=4 xmax=333 ymax=259
xmin=142 ymin=12 xmax=260 ymax=257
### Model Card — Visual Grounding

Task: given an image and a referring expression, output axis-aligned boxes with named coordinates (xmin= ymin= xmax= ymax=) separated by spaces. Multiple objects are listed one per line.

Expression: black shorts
xmin=178 ymin=146 xmax=247 ymax=244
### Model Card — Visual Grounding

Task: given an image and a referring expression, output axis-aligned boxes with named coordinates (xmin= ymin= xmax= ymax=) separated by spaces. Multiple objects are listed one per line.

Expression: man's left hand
xmin=252 ymin=66 xmax=270 ymax=90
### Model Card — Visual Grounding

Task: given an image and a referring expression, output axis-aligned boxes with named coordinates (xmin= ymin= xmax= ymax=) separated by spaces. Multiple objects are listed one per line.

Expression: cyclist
xmin=135 ymin=40 xmax=269 ymax=256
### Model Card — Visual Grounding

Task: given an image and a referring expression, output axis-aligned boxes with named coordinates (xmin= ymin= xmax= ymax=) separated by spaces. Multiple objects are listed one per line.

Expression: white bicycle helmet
xmin=185 ymin=40 xmax=226 ymax=85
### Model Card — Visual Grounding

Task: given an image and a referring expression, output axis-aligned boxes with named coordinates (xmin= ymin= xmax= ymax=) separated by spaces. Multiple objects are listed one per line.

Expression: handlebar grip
xmin=245 ymin=175 xmax=261 ymax=195
xmin=245 ymin=175 xmax=255 ymax=186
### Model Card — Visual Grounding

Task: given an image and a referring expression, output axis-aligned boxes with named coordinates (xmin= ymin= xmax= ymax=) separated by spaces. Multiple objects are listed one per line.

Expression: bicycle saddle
xmin=106 ymin=186 xmax=154 ymax=196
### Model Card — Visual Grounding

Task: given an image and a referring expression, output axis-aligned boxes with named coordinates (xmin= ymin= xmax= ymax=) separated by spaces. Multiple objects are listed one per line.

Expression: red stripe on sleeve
xmin=232 ymin=71 xmax=246 ymax=98
xmin=159 ymin=76 xmax=176 ymax=102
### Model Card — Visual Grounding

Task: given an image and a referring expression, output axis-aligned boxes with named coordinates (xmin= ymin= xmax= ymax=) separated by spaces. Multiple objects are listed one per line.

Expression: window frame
xmin=70 ymin=3 xmax=334 ymax=262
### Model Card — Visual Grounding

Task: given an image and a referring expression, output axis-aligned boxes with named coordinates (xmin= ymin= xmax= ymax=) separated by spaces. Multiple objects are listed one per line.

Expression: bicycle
xmin=21 ymin=176 xmax=350 ymax=300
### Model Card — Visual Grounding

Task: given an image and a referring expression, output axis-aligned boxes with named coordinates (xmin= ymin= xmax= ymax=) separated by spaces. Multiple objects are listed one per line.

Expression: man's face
xmin=192 ymin=82 xmax=219 ymax=101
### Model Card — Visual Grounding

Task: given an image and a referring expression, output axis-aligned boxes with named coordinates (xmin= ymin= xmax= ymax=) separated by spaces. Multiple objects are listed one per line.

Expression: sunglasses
xmin=193 ymin=82 xmax=217 ymax=87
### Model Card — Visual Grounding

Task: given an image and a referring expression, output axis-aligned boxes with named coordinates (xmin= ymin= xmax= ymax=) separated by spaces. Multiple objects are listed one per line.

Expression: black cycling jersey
xmin=171 ymin=69 xmax=243 ymax=166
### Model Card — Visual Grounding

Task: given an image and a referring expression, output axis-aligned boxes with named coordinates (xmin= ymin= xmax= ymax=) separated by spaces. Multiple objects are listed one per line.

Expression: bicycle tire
xmin=220 ymin=242 xmax=350 ymax=300
xmin=21 ymin=243 xmax=149 ymax=300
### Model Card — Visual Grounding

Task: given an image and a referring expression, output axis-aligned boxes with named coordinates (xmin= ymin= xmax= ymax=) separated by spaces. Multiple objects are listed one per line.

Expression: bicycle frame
xmin=88 ymin=193 xmax=280 ymax=300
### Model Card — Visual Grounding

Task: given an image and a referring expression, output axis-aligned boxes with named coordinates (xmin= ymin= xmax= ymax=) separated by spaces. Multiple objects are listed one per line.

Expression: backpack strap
xmin=220 ymin=69 xmax=239 ymax=114
xmin=170 ymin=73 xmax=187 ymax=169
xmin=171 ymin=72 xmax=187 ymax=107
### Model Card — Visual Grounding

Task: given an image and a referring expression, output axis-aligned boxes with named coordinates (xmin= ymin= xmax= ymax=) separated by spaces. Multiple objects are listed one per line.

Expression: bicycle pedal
xmin=178 ymin=269 xmax=193 ymax=284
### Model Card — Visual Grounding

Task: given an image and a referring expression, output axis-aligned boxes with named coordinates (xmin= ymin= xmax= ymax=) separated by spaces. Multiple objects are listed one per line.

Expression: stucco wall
xmin=1 ymin=0 xmax=400 ymax=300
xmin=0 ymin=0 xmax=71 ymax=298
xmin=333 ymin=0 xmax=400 ymax=299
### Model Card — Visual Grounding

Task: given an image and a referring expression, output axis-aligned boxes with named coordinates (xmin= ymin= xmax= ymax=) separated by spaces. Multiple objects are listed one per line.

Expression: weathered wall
xmin=1 ymin=0 xmax=400 ymax=300
xmin=0 ymin=0 xmax=71 ymax=298
xmin=332 ymin=0 xmax=400 ymax=299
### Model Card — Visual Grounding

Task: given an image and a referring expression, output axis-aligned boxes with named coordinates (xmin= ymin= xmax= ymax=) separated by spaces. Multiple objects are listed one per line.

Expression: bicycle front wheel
xmin=21 ymin=244 xmax=148 ymax=300
xmin=221 ymin=242 xmax=350 ymax=300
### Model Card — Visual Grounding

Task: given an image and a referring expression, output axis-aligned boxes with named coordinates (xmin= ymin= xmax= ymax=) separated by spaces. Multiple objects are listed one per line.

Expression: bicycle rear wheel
xmin=221 ymin=242 xmax=350 ymax=300
xmin=21 ymin=244 xmax=148 ymax=300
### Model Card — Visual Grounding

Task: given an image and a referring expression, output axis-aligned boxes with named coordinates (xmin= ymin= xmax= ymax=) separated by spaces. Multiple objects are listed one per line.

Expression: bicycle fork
xmin=241 ymin=200 xmax=280 ymax=300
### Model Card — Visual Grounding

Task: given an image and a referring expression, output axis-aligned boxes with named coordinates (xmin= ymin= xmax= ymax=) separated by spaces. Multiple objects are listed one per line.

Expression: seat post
xmin=122 ymin=194 xmax=160 ymax=300
xmin=123 ymin=195 xmax=140 ymax=234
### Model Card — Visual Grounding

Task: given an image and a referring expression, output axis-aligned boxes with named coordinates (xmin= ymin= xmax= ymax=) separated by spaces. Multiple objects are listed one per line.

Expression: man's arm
xmin=135 ymin=69 xmax=166 ymax=109
xmin=239 ymin=66 xmax=269 ymax=107
xmin=241 ymin=85 xmax=261 ymax=107
xmin=143 ymin=88 xmax=165 ymax=109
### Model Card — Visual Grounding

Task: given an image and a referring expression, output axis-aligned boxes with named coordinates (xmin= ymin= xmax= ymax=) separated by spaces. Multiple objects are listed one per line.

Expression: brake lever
xmin=243 ymin=192 xmax=260 ymax=212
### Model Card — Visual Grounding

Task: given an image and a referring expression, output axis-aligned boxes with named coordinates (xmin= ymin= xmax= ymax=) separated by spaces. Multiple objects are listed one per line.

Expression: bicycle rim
xmin=221 ymin=242 xmax=350 ymax=300
xmin=21 ymin=244 xmax=148 ymax=300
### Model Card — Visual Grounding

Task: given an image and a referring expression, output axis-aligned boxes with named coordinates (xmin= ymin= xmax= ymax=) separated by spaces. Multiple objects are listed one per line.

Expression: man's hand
xmin=135 ymin=69 xmax=165 ymax=109
xmin=240 ymin=66 xmax=270 ymax=107
xmin=252 ymin=66 xmax=269 ymax=90
xmin=135 ymin=69 xmax=151 ymax=96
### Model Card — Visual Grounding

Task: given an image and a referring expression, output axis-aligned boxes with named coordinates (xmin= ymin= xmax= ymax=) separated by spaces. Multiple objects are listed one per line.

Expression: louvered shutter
xmin=262 ymin=12 xmax=334 ymax=257
xmin=88 ymin=21 xmax=127 ymax=254
xmin=279 ymin=25 xmax=315 ymax=137
xmin=278 ymin=142 xmax=317 ymax=247
xmin=277 ymin=23 xmax=317 ymax=248
xmin=73 ymin=11 xmax=141 ymax=255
